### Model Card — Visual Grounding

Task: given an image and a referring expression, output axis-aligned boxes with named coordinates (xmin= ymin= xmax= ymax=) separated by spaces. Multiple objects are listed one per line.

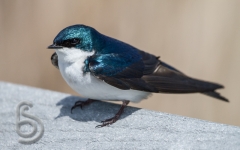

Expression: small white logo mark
xmin=16 ymin=101 xmax=44 ymax=144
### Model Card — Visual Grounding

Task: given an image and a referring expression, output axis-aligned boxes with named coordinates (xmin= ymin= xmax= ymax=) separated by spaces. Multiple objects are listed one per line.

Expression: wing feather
xmin=88 ymin=50 xmax=224 ymax=94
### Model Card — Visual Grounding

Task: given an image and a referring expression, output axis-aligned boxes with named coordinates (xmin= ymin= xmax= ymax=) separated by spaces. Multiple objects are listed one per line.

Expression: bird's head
xmin=48 ymin=25 xmax=102 ymax=55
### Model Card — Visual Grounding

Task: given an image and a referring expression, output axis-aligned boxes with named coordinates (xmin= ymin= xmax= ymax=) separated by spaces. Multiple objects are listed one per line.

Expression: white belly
xmin=56 ymin=49 xmax=150 ymax=103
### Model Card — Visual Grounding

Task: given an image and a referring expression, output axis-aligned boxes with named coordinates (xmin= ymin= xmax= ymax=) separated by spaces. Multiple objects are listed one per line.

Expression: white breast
xmin=55 ymin=48 xmax=151 ymax=103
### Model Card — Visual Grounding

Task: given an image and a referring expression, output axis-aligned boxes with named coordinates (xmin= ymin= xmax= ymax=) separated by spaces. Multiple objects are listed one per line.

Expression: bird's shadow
xmin=55 ymin=96 xmax=140 ymax=124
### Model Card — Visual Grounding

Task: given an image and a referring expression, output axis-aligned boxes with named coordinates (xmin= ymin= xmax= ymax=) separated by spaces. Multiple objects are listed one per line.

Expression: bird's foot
xmin=96 ymin=100 xmax=129 ymax=128
xmin=96 ymin=115 xmax=120 ymax=128
xmin=71 ymin=99 xmax=96 ymax=113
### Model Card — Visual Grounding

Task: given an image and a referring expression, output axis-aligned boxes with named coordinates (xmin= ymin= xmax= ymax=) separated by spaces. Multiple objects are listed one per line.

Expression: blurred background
xmin=0 ymin=0 xmax=239 ymax=126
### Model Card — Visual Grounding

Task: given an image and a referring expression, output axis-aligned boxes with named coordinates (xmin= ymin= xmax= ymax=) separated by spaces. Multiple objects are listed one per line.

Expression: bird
xmin=48 ymin=24 xmax=228 ymax=127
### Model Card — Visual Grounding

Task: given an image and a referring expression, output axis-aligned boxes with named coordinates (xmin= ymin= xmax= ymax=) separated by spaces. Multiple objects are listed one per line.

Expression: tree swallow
xmin=48 ymin=24 xmax=228 ymax=127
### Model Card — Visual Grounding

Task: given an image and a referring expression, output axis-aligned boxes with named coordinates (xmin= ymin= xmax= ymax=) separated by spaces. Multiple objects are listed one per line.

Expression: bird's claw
xmin=96 ymin=116 xmax=119 ymax=128
xmin=71 ymin=103 xmax=83 ymax=114
xmin=71 ymin=99 xmax=96 ymax=114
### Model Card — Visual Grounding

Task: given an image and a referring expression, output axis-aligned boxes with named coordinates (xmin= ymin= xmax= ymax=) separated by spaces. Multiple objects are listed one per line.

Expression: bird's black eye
xmin=71 ymin=38 xmax=80 ymax=44
xmin=61 ymin=38 xmax=80 ymax=47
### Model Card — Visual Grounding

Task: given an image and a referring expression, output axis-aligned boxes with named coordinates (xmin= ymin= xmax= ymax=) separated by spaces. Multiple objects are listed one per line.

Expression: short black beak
xmin=47 ymin=44 xmax=63 ymax=49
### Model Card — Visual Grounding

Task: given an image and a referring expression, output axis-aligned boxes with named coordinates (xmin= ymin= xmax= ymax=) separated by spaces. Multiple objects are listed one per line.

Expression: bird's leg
xmin=71 ymin=99 xmax=96 ymax=113
xmin=96 ymin=100 xmax=130 ymax=128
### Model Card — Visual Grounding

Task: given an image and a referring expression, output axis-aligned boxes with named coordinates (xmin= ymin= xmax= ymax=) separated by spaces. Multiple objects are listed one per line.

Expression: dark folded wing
xmin=138 ymin=51 xmax=228 ymax=101
xmin=88 ymin=50 xmax=224 ymax=94
xmin=51 ymin=52 xmax=59 ymax=69
xmin=142 ymin=66 xmax=223 ymax=93
xmin=87 ymin=51 xmax=159 ymax=92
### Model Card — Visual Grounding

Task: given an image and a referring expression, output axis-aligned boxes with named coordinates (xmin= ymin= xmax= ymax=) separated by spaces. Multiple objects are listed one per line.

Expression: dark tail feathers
xmin=202 ymin=91 xmax=229 ymax=102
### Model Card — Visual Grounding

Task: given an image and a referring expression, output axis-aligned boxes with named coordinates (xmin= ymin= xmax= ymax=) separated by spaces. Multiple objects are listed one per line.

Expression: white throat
xmin=55 ymin=48 xmax=94 ymax=64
